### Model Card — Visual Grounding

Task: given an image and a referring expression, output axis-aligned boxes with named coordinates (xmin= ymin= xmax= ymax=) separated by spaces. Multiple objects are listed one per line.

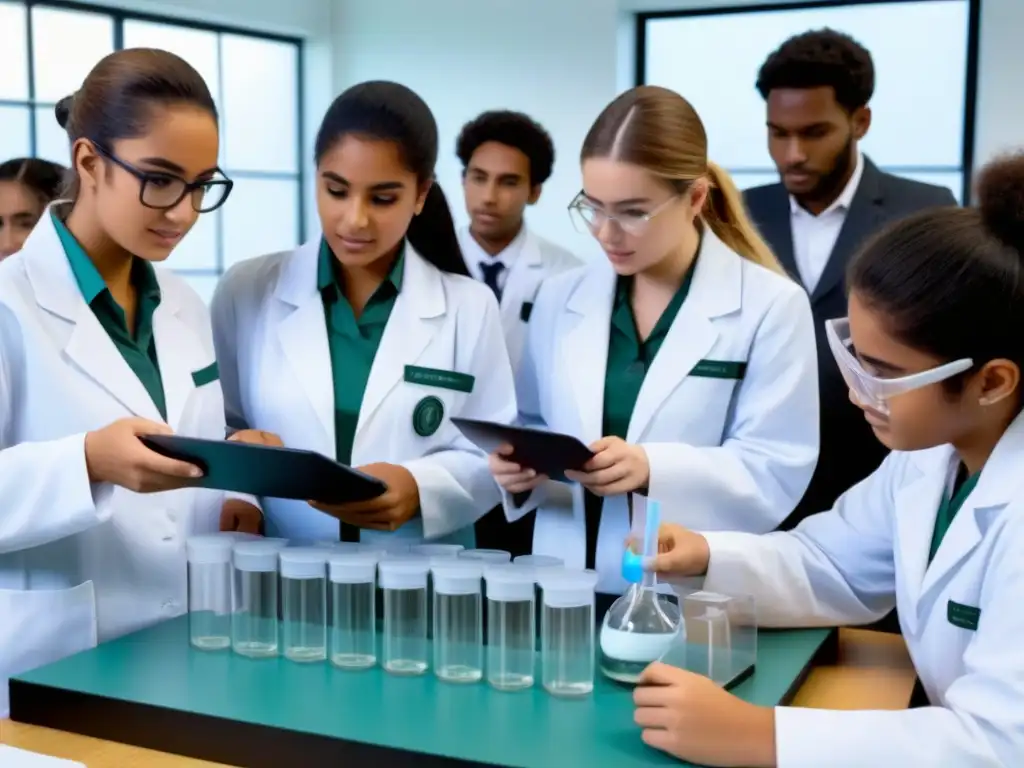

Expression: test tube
xmin=328 ymin=552 xmax=379 ymax=669
xmin=539 ymin=570 xmax=599 ymax=696
xmin=485 ymin=565 xmax=537 ymax=691
xmin=186 ymin=534 xmax=234 ymax=651
xmin=432 ymin=561 xmax=484 ymax=683
xmin=458 ymin=549 xmax=511 ymax=564
xmin=279 ymin=548 xmax=328 ymax=663
xmin=378 ymin=557 xmax=430 ymax=675
xmin=231 ymin=541 xmax=281 ymax=658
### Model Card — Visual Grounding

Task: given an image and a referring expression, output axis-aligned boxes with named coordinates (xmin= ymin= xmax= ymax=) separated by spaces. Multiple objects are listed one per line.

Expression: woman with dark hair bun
xmin=0 ymin=157 xmax=66 ymax=259
xmin=212 ymin=81 xmax=516 ymax=548
xmin=0 ymin=48 xmax=273 ymax=717
xmin=631 ymin=152 xmax=1024 ymax=767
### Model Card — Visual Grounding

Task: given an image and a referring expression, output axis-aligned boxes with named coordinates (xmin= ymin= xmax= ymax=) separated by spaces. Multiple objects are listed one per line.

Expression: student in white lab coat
xmin=455 ymin=110 xmax=582 ymax=373
xmin=0 ymin=48 xmax=268 ymax=717
xmin=212 ymin=81 xmax=517 ymax=546
xmin=631 ymin=153 xmax=1024 ymax=768
xmin=489 ymin=86 xmax=820 ymax=594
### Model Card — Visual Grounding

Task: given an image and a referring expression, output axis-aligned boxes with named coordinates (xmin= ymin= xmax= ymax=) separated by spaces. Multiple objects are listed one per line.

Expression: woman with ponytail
xmin=212 ymin=81 xmax=516 ymax=545
xmin=488 ymin=85 xmax=819 ymax=593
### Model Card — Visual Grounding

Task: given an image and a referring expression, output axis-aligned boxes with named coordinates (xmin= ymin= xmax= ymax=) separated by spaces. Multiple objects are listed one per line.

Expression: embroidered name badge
xmin=690 ymin=360 xmax=747 ymax=380
xmin=192 ymin=361 xmax=220 ymax=387
xmin=412 ymin=395 xmax=445 ymax=437
xmin=404 ymin=365 xmax=475 ymax=393
xmin=520 ymin=301 xmax=534 ymax=322
xmin=947 ymin=600 xmax=981 ymax=631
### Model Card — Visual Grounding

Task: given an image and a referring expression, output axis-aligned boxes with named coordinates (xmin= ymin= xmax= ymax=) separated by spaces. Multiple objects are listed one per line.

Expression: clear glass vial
xmin=432 ymin=561 xmax=484 ymax=683
xmin=378 ymin=557 xmax=430 ymax=675
xmin=328 ymin=552 xmax=379 ymax=670
xmin=485 ymin=565 xmax=537 ymax=691
xmin=231 ymin=541 xmax=281 ymax=658
xmin=186 ymin=534 xmax=235 ymax=651
xmin=539 ymin=570 xmax=599 ymax=697
xmin=279 ymin=547 xmax=329 ymax=663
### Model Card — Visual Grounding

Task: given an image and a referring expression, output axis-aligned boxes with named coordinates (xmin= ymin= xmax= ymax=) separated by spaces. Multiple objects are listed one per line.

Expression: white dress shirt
xmin=789 ymin=151 xmax=865 ymax=293
xmin=460 ymin=225 xmax=527 ymax=294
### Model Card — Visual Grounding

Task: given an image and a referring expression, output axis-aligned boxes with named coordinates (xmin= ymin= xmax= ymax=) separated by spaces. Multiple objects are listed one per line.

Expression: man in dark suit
xmin=744 ymin=29 xmax=958 ymax=530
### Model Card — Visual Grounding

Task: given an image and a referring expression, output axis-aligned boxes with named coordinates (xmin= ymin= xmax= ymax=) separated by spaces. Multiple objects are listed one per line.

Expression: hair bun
xmin=54 ymin=94 xmax=74 ymax=130
xmin=976 ymin=151 xmax=1024 ymax=251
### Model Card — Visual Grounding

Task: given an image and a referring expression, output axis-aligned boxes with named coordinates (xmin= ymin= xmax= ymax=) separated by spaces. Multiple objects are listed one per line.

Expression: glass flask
xmin=598 ymin=495 xmax=681 ymax=684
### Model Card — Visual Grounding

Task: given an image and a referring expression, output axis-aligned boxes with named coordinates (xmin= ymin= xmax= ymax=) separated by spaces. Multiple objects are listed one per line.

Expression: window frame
xmin=633 ymin=0 xmax=982 ymax=204
xmin=0 ymin=0 xmax=306 ymax=281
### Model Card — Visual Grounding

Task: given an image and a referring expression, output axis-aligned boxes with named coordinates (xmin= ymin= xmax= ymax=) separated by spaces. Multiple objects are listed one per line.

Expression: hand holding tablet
xmin=451 ymin=417 xmax=594 ymax=483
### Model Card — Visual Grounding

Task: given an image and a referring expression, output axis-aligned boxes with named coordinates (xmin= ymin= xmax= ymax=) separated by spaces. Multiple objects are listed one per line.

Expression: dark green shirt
xmin=318 ymin=239 xmax=404 ymax=466
xmin=928 ymin=466 xmax=980 ymax=564
xmin=53 ymin=212 xmax=167 ymax=420
xmin=583 ymin=259 xmax=697 ymax=570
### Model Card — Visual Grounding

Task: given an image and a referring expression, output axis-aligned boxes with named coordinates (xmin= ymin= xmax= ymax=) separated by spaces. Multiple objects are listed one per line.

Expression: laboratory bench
xmin=0 ymin=623 xmax=917 ymax=768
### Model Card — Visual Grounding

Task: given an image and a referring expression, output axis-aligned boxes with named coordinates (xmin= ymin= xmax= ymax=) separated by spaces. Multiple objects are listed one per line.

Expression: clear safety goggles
xmin=825 ymin=318 xmax=974 ymax=415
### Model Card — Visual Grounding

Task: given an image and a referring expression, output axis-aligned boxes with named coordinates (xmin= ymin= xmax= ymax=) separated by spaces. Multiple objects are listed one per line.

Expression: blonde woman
xmin=489 ymin=85 xmax=819 ymax=593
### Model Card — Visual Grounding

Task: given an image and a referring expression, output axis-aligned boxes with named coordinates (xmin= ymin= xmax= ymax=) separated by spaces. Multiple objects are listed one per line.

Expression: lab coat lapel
xmin=627 ymin=231 xmax=735 ymax=442
xmin=562 ymin=262 xmax=616 ymax=445
xmin=499 ymin=229 xmax=543 ymax=327
xmin=892 ymin=450 xmax=948 ymax=634
xmin=23 ymin=211 xmax=164 ymax=423
xmin=356 ymin=247 xmax=443 ymax=435
xmin=150 ymin=283 xmax=207 ymax=430
xmin=274 ymin=239 xmax=336 ymax=450
xmin=919 ymin=415 xmax=1024 ymax=606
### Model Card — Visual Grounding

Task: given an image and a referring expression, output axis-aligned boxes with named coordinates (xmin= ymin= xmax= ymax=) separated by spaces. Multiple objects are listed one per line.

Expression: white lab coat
xmin=0 ymin=210 xmax=237 ymax=717
xmin=504 ymin=229 xmax=819 ymax=593
xmin=458 ymin=226 xmax=582 ymax=373
xmin=211 ymin=239 xmax=517 ymax=543
xmin=700 ymin=411 xmax=1024 ymax=767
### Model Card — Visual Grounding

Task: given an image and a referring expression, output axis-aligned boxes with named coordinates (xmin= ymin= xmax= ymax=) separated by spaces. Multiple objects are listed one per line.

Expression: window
xmin=638 ymin=0 xmax=978 ymax=203
xmin=0 ymin=0 xmax=304 ymax=302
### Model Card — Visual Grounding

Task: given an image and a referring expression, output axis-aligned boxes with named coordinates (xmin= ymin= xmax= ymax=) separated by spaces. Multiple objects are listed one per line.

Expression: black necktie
xmin=479 ymin=261 xmax=505 ymax=302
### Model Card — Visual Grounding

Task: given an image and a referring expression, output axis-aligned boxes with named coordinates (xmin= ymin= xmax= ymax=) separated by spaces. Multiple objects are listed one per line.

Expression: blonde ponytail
xmin=703 ymin=161 xmax=786 ymax=275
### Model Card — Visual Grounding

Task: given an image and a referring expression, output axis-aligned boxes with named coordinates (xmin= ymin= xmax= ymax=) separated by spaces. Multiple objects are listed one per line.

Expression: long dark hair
xmin=314 ymin=80 xmax=468 ymax=276
xmin=848 ymin=152 xmax=1024 ymax=396
xmin=55 ymin=48 xmax=217 ymax=200
xmin=0 ymin=157 xmax=66 ymax=203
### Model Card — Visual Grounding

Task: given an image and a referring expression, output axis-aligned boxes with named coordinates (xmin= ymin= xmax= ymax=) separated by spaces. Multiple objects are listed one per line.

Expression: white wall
xmin=330 ymin=0 xmax=1023 ymax=257
xmin=332 ymin=0 xmax=620 ymax=259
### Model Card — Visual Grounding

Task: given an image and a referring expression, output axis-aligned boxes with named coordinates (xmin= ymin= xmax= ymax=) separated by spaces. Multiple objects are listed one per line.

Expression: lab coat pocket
xmin=0 ymin=581 xmax=97 ymax=714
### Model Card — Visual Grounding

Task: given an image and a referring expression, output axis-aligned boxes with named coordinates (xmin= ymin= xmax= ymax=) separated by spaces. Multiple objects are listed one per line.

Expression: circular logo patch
xmin=412 ymin=395 xmax=445 ymax=437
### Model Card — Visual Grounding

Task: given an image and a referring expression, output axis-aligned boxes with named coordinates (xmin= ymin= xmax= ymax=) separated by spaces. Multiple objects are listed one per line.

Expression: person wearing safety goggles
xmin=626 ymin=151 xmax=1024 ymax=767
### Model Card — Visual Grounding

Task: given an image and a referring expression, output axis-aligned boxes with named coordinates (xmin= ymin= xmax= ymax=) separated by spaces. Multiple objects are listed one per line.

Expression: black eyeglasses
xmin=91 ymin=142 xmax=233 ymax=213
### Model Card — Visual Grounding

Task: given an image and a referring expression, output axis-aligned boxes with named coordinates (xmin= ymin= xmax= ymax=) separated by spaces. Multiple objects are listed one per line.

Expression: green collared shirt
xmin=928 ymin=465 xmax=980 ymax=565
xmin=601 ymin=260 xmax=697 ymax=439
xmin=53 ymin=212 xmax=167 ymax=420
xmin=318 ymin=239 xmax=404 ymax=466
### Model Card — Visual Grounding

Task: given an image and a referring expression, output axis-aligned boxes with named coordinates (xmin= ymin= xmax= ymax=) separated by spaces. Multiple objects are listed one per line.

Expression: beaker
xmin=279 ymin=548 xmax=328 ymax=663
xmin=432 ymin=561 xmax=484 ymax=683
xmin=379 ymin=557 xmax=430 ymax=675
xmin=539 ymin=570 xmax=599 ymax=696
xmin=485 ymin=565 xmax=536 ymax=691
xmin=186 ymin=534 xmax=234 ymax=651
xmin=328 ymin=552 xmax=379 ymax=670
xmin=231 ymin=541 xmax=281 ymax=658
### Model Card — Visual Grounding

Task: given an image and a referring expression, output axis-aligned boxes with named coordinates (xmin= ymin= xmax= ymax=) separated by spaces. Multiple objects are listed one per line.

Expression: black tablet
xmin=139 ymin=435 xmax=388 ymax=504
xmin=450 ymin=417 xmax=594 ymax=482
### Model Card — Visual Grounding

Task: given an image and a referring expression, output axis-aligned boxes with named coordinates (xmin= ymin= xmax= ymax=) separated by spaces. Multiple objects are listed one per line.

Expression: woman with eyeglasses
xmin=630 ymin=152 xmax=1024 ymax=768
xmin=0 ymin=157 xmax=66 ymax=260
xmin=0 ymin=48 xmax=273 ymax=716
xmin=488 ymin=85 xmax=819 ymax=594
